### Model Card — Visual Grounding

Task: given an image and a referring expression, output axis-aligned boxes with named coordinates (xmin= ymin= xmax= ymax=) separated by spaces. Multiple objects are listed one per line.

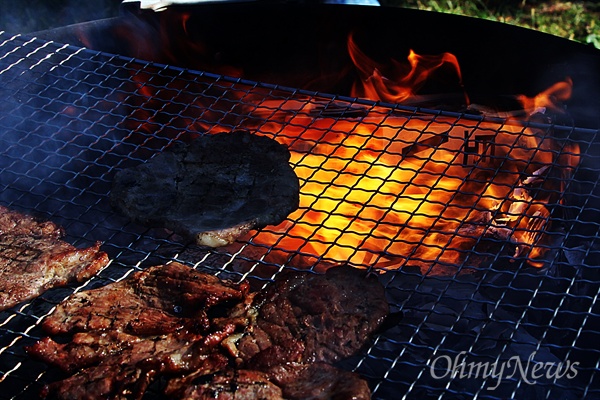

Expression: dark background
xmin=1 ymin=0 xmax=598 ymax=48
xmin=0 ymin=0 xmax=122 ymax=34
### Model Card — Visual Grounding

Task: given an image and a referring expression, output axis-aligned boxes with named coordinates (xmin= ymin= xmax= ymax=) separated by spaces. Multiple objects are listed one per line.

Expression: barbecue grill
xmin=1 ymin=2 xmax=599 ymax=399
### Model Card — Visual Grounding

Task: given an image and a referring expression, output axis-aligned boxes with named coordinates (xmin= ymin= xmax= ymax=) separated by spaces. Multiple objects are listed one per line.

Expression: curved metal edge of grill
xmin=0 ymin=3 xmax=599 ymax=399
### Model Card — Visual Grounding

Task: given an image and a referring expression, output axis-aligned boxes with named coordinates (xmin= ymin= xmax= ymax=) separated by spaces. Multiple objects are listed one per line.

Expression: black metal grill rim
xmin=0 ymin=31 xmax=600 ymax=399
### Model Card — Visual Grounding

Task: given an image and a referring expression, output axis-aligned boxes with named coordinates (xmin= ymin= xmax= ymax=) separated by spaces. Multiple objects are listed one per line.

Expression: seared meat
xmin=39 ymin=333 xmax=230 ymax=400
xmin=39 ymin=262 xmax=247 ymax=336
xmin=0 ymin=205 xmax=62 ymax=237
xmin=0 ymin=206 xmax=109 ymax=311
xmin=268 ymin=362 xmax=372 ymax=400
xmin=110 ymin=130 xmax=299 ymax=247
xmin=165 ymin=368 xmax=284 ymax=400
xmin=234 ymin=266 xmax=390 ymax=367
xmin=165 ymin=363 xmax=371 ymax=400
xmin=28 ymin=262 xmax=248 ymax=400
xmin=29 ymin=264 xmax=388 ymax=400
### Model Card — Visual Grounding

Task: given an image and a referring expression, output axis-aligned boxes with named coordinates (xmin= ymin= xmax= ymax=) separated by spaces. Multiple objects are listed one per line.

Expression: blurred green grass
xmin=1 ymin=1 xmax=599 ymax=50
xmin=382 ymin=0 xmax=600 ymax=49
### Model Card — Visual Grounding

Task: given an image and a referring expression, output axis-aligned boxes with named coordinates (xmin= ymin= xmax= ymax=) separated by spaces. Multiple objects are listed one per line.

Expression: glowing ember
xmin=127 ymin=33 xmax=579 ymax=274
xmin=233 ymin=101 xmax=578 ymax=273
xmin=221 ymin=37 xmax=579 ymax=274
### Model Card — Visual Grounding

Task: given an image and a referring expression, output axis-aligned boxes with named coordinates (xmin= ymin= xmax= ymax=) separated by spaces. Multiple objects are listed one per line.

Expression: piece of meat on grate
xmin=268 ymin=362 xmax=372 ymax=400
xmin=28 ymin=262 xmax=248 ymax=400
xmin=169 ymin=265 xmax=386 ymax=400
xmin=38 ymin=332 xmax=231 ymax=400
xmin=164 ymin=363 xmax=371 ymax=400
xmin=110 ymin=130 xmax=300 ymax=247
xmin=39 ymin=262 xmax=248 ymax=336
xmin=165 ymin=368 xmax=284 ymax=400
xmin=232 ymin=266 xmax=390 ymax=368
xmin=0 ymin=206 xmax=109 ymax=311
xmin=28 ymin=263 xmax=388 ymax=399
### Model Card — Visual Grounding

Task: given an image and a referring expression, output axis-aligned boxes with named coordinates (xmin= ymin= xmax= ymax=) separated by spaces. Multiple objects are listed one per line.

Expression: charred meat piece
xmin=166 ymin=266 xmax=384 ymax=400
xmin=39 ymin=262 xmax=247 ymax=336
xmin=165 ymin=363 xmax=371 ymax=400
xmin=38 ymin=333 xmax=230 ymax=400
xmin=233 ymin=266 xmax=390 ymax=368
xmin=0 ymin=205 xmax=63 ymax=237
xmin=0 ymin=206 xmax=109 ymax=311
xmin=110 ymin=130 xmax=299 ymax=247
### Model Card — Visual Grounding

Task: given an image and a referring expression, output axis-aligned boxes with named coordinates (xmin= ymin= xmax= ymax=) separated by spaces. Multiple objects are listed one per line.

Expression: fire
xmin=235 ymin=104 xmax=578 ymax=273
xmin=348 ymin=33 xmax=467 ymax=104
xmin=125 ymin=31 xmax=579 ymax=274
xmin=517 ymin=77 xmax=573 ymax=113
xmin=224 ymin=37 xmax=579 ymax=274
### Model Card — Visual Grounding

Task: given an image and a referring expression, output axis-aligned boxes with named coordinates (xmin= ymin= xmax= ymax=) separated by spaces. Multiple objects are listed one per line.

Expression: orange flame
xmin=517 ymin=77 xmax=573 ymax=113
xmin=124 ymin=31 xmax=580 ymax=274
xmin=348 ymin=33 xmax=467 ymax=104
xmin=224 ymin=37 xmax=579 ymax=274
xmin=235 ymin=103 xmax=579 ymax=274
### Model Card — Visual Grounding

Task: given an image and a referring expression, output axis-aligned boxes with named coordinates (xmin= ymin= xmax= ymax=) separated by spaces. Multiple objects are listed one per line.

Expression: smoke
xmin=0 ymin=0 xmax=121 ymax=34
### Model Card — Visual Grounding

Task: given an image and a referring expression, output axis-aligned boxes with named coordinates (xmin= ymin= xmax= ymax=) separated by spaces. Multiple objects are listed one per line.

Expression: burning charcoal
xmin=110 ymin=130 xmax=300 ymax=247
xmin=485 ymin=166 xmax=554 ymax=260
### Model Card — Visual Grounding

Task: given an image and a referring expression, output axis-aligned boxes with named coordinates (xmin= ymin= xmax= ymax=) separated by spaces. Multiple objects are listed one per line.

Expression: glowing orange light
xmin=348 ymin=33 xmax=467 ymax=105
xmin=126 ymin=30 xmax=579 ymax=274
xmin=226 ymin=36 xmax=579 ymax=274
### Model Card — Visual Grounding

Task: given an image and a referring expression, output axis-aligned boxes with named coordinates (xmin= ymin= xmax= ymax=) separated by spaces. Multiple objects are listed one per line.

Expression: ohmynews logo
xmin=429 ymin=351 xmax=579 ymax=390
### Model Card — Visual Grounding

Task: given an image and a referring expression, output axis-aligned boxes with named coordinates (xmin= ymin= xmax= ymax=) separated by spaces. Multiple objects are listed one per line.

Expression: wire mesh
xmin=0 ymin=32 xmax=599 ymax=399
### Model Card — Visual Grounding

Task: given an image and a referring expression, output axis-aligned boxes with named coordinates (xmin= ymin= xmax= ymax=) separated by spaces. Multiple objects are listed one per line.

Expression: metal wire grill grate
xmin=0 ymin=32 xmax=599 ymax=399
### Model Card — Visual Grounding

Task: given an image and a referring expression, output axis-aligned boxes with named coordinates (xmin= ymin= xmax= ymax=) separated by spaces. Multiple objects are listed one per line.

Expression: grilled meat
xmin=0 ymin=205 xmax=109 ymax=311
xmin=165 ymin=368 xmax=284 ymax=400
xmin=110 ymin=130 xmax=299 ymax=247
xmin=268 ymin=362 xmax=372 ymax=400
xmin=165 ymin=363 xmax=371 ymax=400
xmin=29 ymin=263 xmax=388 ymax=400
xmin=39 ymin=262 xmax=247 ymax=336
xmin=38 ymin=333 xmax=230 ymax=400
xmin=233 ymin=266 xmax=390 ymax=367
xmin=28 ymin=262 xmax=248 ymax=399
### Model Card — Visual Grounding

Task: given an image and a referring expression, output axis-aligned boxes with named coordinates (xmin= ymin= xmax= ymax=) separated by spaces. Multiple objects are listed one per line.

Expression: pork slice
xmin=28 ymin=263 xmax=248 ymax=400
xmin=29 ymin=263 xmax=387 ymax=400
xmin=165 ymin=368 xmax=284 ymax=400
xmin=267 ymin=362 xmax=372 ymax=400
xmin=165 ymin=363 xmax=371 ymax=400
xmin=0 ymin=205 xmax=63 ymax=237
xmin=40 ymin=333 xmax=230 ymax=400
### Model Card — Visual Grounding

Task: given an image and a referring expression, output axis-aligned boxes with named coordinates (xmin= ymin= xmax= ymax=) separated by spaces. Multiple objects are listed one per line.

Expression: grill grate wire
xmin=0 ymin=32 xmax=599 ymax=399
